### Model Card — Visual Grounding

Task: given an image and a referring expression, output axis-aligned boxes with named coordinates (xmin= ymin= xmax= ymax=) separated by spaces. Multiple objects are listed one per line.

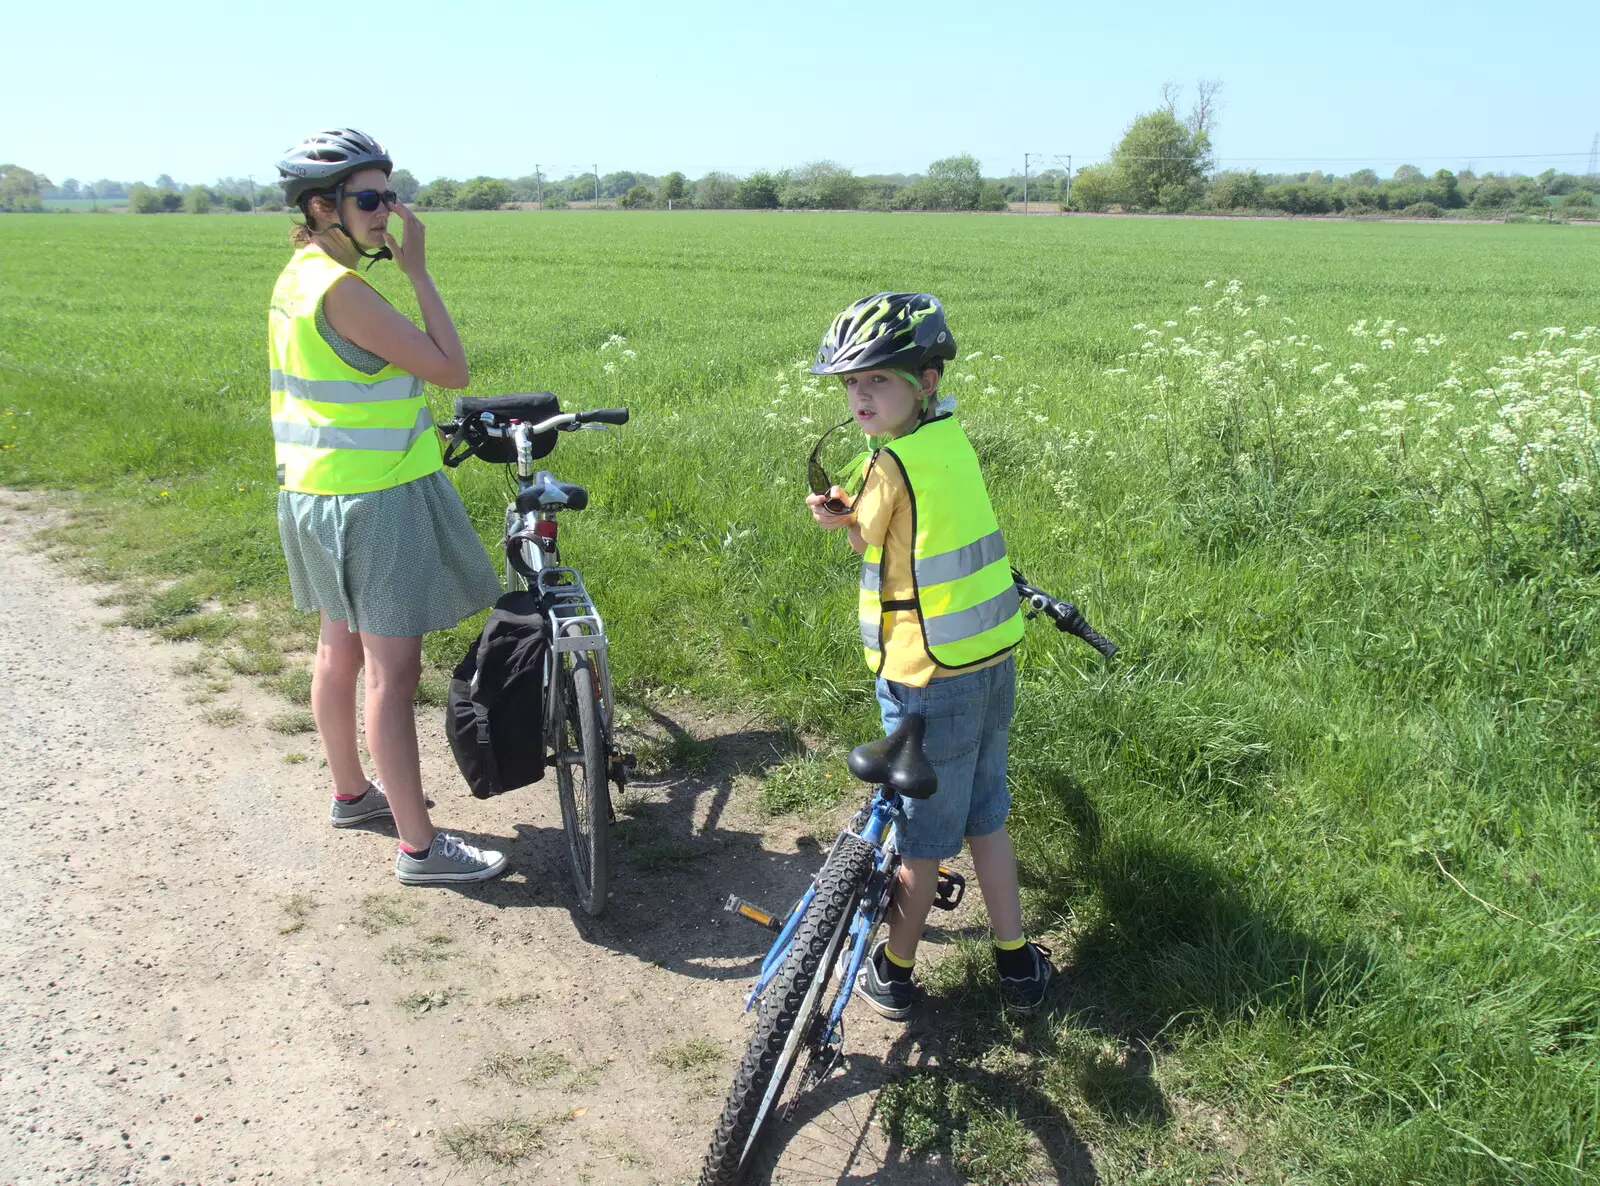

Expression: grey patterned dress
xmin=276 ymin=310 xmax=503 ymax=637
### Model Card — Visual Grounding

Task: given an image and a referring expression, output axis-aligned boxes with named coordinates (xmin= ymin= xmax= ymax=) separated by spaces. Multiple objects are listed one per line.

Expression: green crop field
xmin=3 ymin=211 xmax=1598 ymax=1183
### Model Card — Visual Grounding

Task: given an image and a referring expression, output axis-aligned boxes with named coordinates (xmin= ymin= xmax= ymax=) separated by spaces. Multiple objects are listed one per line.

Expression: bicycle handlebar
xmin=1011 ymin=568 xmax=1118 ymax=658
xmin=438 ymin=406 xmax=630 ymax=446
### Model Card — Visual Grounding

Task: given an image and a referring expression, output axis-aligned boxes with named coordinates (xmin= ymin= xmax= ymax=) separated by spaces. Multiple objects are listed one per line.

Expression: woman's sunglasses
xmin=807 ymin=418 xmax=857 ymax=515
xmin=348 ymin=189 xmax=398 ymax=212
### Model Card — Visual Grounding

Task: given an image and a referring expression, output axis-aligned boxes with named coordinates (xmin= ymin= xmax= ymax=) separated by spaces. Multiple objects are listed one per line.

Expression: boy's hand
xmin=806 ymin=486 xmax=854 ymax=529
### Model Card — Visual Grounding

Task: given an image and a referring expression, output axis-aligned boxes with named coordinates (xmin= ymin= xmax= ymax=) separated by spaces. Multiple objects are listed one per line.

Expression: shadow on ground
xmin=749 ymin=1027 xmax=1099 ymax=1185
xmin=1025 ymin=767 xmax=1377 ymax=1040
xmin=470 ymin=705 xmax=845 ymax=981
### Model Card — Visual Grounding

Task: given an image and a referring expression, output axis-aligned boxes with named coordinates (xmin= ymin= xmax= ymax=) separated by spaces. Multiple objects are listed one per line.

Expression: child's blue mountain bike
xmin=698 ymin=572 xmax=1115 ymax=1184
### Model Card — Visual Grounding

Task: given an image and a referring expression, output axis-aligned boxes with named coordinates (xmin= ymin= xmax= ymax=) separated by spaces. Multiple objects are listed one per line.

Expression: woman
xmin=270 ymin=127 xmax=507 ymax=885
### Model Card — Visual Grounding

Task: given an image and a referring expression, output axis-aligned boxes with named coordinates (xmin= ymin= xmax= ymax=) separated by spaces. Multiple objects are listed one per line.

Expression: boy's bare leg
xmin=886 ymin=856 xmax=942 ymax=963
xmin=968 ymin=827 xmax=1024 ymax=945
xmin=312 ymin=612 xmax=368 ymax=798
xmin=359 ymin=631 xmax=436 ymax=853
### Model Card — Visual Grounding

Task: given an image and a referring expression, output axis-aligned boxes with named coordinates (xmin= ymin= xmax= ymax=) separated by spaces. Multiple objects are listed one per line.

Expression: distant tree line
xmin=1068 ymin=84 xmax=1596 ymax=218
xmin=409 ymin=155 xmax=1029 ymax=212
xmin=1183 ymin=166 xmax=1596 ymax=218
xmin=12 ymin=105 xmax=1595 ymax=221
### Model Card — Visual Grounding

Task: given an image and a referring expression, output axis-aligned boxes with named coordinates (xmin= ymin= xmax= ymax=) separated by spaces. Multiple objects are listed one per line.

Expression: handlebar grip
xmin=580 ymin=408 xmax=629 ymax=425
xmin=1054 ymin=601 xmax=1119 ymax=659
xmin=438 ymin=420 xmax=470 ymax=468
xmin=1076 ymin=623 xmax=1119 ymax=659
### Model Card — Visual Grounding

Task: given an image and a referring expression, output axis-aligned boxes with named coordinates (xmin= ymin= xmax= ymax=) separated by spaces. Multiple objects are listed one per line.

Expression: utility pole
xmin=247 ymin=174 xmax=256 ymax=210
xmin=1589 ymin=133 xmax=1599 ymax=179
xmin=534 ymin=164 xmax=542 ymax=209
xmin=1023 ymin=152 xmax=1049 ymax=214
xmin=1055 ymin=154 xmax=1072 ymax=210
xmin=594 ymin=164 xmax=600 ymax=208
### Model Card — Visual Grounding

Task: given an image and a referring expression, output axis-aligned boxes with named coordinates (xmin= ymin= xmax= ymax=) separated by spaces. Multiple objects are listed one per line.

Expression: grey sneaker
xmin=854 ymin=940 xmax=916 ymax=1021
xmin=998 ymin=942 xmax=1054 ymax=1014
xmin=395 ymin=833 xmax=509 ymax=886
xmin=330 ymin=781 xmax=392 ymax=828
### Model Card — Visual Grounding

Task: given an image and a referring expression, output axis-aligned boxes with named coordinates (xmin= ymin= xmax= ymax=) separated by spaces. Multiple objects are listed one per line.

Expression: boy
xmin=805 ymin=292 xmax=1054 ymax=1017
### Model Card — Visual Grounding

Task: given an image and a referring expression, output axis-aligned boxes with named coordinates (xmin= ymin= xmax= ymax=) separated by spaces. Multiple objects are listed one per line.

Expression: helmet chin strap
xmin=891 ymin=368 xmax=940 ymax=421
xmin=331 ymin=181 xmax=392 ymax=271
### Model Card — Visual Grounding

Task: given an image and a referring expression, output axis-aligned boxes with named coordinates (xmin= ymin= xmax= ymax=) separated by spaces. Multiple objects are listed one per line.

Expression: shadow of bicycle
xmin=746 ymin=1027 xmax=1100 ymax=1185
xmin=489 ymin=703 xmax=852 ymax=981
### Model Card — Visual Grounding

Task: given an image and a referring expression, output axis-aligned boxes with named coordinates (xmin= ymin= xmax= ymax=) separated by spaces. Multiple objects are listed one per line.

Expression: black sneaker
xmin=998 ymin=942 xmax=1054 ymax=1014
xmin=854 ymin=940 xmax=916 ymax=1021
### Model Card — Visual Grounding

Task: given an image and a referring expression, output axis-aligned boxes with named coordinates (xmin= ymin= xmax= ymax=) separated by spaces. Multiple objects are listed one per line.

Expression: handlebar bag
xmin=446 ymin=590 xmax=549 ymax=798
xmin=449 ymin=392 xmax=562 ymax=465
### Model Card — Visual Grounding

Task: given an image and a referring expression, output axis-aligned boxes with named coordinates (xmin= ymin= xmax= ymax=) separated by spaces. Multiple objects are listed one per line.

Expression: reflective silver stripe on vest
xmin=861 ymin=561 xmax=881 ymax=592
xmin=923 ymin=587 xmax=1018 ymax=647
xmin=913 ymin=528 xmax=1007 ymax=588
xmin=271 ymin=404 xmax=435 ymax=452
xmin=269 ymin=370 xmax=423 ymax=405
xmin=860 ymin=613 xmax=883 ymax=653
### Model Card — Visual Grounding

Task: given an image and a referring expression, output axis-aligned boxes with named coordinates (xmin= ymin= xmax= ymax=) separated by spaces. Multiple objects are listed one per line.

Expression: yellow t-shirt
xmin=852 ymin=450 xmax=1011 ymax=687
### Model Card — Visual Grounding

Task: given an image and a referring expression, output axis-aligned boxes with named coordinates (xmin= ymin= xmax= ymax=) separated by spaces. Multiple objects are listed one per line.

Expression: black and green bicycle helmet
xmin=810 ymin=292 xmax=957 ymax=377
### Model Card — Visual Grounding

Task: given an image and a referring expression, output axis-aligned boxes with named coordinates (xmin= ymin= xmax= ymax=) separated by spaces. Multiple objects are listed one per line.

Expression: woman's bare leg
xmin=312 ymin=613 xmax=368 ymax=799
xmin=359 ymin=631 xmax=435 ymax=852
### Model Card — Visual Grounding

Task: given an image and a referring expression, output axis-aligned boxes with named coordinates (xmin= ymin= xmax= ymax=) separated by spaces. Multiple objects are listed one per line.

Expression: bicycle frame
xmin=746 ymin=785 xmax=902 ymax=1053
xmin=500 ymin=422 xmax=615 ymax=742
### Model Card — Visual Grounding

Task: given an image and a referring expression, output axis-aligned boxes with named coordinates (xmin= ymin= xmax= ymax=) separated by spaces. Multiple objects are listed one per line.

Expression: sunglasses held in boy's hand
xmin=807 ymin=418 xmax=862 ymax=515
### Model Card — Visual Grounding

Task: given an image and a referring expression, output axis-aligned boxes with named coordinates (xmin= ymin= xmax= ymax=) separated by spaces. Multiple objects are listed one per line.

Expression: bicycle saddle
xmin=516 ymin=470 xmax=588 ymax=513
xmin=847 ymin=713 xmax=938 ymax=800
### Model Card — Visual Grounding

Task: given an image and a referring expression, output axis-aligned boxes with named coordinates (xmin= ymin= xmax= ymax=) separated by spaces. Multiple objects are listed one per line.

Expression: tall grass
xmin=2 ymin=212 xmax=1598 ymax=1181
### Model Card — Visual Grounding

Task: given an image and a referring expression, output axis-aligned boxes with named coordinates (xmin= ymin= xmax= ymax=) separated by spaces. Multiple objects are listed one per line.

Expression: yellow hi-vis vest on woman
xmin=858 ymin=416 xmax=1025 ymax=673
xmin=268 ymin=248 xmax=441 ymax=494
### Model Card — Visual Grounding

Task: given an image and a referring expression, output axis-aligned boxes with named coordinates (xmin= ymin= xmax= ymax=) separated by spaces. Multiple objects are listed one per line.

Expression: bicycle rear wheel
xmin=553 ymin=635 xmax=608 ymax=915
xmin=699 ymin=833 xmax=876 ymax=1185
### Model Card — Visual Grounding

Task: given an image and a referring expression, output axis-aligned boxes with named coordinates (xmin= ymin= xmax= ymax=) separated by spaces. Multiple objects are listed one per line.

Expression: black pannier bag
xmin=443 ymin=392 xmax=561 ymax=467
xmin=447 ymin=590 xmax=549 ymax=798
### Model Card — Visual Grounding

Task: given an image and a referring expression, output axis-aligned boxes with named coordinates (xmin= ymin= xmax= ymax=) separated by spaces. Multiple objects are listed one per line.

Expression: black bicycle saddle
xmin=515 ymin=470 xmax=588 ymax=513
xmin=847 ymin=713 xmax=938 ymax=800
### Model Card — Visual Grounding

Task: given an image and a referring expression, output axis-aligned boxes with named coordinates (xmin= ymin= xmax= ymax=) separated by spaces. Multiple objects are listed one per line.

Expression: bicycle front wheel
xmin=554 ymin=644 xmax=609 ymax=915
xmin=699 ymin=833 xmax=877 ymax=1185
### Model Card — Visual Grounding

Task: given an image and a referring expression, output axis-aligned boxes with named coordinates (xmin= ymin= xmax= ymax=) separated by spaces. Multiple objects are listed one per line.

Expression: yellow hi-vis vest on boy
xmin=268 ymin=248 xmax=441 ymax=494
xmin=858 ymin=416 xmax=1024 ymax=673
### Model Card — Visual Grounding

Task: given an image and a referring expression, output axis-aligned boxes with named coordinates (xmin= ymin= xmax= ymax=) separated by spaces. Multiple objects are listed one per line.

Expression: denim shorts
xmin=876 ymin=656 xmax=1016 ymax=861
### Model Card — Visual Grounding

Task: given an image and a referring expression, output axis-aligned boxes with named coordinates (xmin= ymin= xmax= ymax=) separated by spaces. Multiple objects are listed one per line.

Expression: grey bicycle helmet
xmin=276 ymin=128 xmax=392 ymax=206
xmin=277 ymin=128 xmax=394 ymax=266
xmin=810 ymin=292 xmax=957 ymax=377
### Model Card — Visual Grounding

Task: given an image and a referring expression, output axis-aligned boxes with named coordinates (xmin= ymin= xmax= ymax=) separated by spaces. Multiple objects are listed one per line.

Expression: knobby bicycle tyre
xmin=699 ymin=833 xmax=877 ymax=1185
xmin=554 ymin=636 xmax=608 ymax=916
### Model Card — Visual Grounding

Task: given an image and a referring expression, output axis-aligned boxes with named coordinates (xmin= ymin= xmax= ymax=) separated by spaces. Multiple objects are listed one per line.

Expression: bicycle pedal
xmin=724 ymin=894 xmax=782 ymax=932
xmin=933 ymin=865 xmax=966 ymax=911
xmin=607 ymin=753 xmax=635 ymax=789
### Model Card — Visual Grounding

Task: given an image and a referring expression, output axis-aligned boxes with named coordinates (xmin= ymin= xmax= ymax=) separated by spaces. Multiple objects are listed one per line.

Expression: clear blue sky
xmin=9 ymin=0 xmax=1597 ymax=186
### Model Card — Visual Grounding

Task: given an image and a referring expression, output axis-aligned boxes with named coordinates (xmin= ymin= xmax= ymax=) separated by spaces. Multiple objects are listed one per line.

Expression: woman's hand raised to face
xmin=381 ymin=200 xmax=428 ymax=281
